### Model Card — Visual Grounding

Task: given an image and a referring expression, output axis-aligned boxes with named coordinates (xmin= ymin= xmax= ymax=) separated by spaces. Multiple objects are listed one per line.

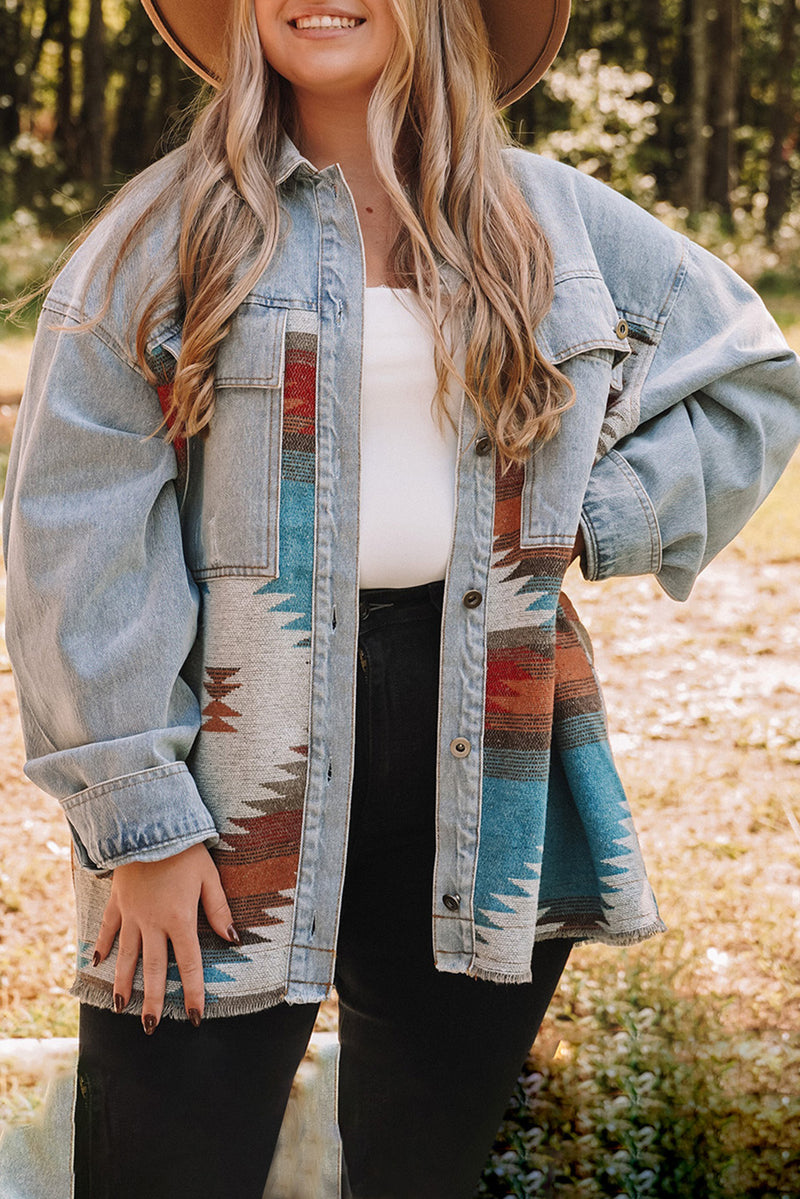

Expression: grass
xmin=731 ymin=450 xmax=800 ymax=565
xmin=0 ymin=336 xmax=34 ymax=388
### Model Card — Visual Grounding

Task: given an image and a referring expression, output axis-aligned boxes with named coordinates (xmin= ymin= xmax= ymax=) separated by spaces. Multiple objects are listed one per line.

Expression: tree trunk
xmin=685 ymin=0 xmax=711 ymax=215
xmin=0 ymin=8 xmax=23 ymax=147
xmin=641 ymin=0 xmax=662 ymax=82
xmin=706 ymin=0 xmax=740 ymax=215
xmin=765 ymin=0 xmax=799 ymax=241
xmin=54 ymin=0 xmax=77 ymax=172
xmin=0 ymin=0 xmax=41 ymax=148
xmin=111 ymin=4 xmax=158 ymax=176
xmin=78 ymin=0 xmax=107 ymax=187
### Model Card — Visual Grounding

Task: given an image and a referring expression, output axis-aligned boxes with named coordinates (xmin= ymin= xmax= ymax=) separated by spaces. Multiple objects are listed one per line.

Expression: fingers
xmin=93 ymin=896 xmax=121 ymax=968
xmin=113 ymin=920 xmax=142 ymax=1015
xmin=171 ymin=925 xmax=206 ymax=1024
xmin=108 ymin=918 xmax=206 ymax=1032
xmin=141 ymin=930 xmax=168 ymax=1034
xmin=200 ymin=863 xmax=239 ymax=945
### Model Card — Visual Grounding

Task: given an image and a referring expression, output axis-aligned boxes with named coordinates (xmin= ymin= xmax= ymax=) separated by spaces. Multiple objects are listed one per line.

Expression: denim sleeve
xmin=580 ymin=238 xmax=800 ymax=600
xmin=2 ymin=305 xmax=218 ymax=873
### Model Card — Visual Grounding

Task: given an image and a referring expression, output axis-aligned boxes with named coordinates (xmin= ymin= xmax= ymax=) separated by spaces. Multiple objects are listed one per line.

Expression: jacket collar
xmin=275 ymin=134 xmax=318 ymax=186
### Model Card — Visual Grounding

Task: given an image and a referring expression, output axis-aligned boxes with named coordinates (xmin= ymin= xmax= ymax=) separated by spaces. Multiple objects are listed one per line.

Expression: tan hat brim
xmin=141 ymin=0 xmax=569 ymax=106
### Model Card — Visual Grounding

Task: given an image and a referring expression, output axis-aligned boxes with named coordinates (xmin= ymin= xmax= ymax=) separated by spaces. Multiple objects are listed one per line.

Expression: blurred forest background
xmin=2 ymin=0 xmax=800 ymax=306
xmin=2 ymin=4 xmax=800 ymax=1196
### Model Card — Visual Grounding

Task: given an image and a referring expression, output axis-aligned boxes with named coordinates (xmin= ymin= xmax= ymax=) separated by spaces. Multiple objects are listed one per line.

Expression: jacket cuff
xmin=61 ymin=763 xmax=219 ymax=873
xmin=580 ymin=449 xmax=662 ymax=581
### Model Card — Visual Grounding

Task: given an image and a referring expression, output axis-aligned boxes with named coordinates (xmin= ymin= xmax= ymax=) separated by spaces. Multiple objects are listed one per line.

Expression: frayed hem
xmin=532 ymin=918 xmax=668 ymax=946
xmin=468 ymin=964 xmax=533 ymax=985
xmin=70 ymin=975 xmax=289 ymax=1021
xmin=467 ymin=920 xmax=668 ymax=983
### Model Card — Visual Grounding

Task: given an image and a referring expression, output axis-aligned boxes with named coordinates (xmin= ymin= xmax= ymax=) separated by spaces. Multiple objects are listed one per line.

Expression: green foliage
xmin=0 ymin=209 xmax=66 ymax=332
xmin=620 ymin=198 xmax=800 ymax=289
xmin=525 ymin=50 xmax=660 ymax=205
xmin=0 ymin=133 xmax=95 ymax=229
xmin=477 ymin=949 xmax=800 ymax=1198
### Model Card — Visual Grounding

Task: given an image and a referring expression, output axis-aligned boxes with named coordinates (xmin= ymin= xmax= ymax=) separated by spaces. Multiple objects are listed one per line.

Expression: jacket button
xmin=475 ymin=436 xmax=492 ymax=457
xmin=450 ymin=737 xmax=471 ymax=758
xmin=615 ymin=318 xmax=629 ymax=340
xmin=442 ymin=893 xmax=461 ymax=912
xmin=462 ymin=589 xmax=483 ymax=609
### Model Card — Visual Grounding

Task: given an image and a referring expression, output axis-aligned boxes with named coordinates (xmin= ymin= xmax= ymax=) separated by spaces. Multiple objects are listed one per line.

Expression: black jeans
xmin=75 ymin=582 xmax=571 ymax=1199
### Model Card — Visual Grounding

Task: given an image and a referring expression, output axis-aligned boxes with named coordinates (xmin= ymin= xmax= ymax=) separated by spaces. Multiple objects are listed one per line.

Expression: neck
xmin=292 ymin=89 xmax=376 ymax=184
xmin=289 ymin=88 xmax=401 ymax=287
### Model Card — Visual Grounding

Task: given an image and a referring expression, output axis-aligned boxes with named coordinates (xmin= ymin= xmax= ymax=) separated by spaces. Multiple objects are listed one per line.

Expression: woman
xmin=4 ymin=1 xmax=800 ymax=1196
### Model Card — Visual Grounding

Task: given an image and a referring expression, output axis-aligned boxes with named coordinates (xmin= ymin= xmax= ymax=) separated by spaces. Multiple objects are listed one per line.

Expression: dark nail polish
xmin=114 ymin=993 xmax=126 ymax=1014
xmin=143 ymin=1014 xmax=158 ymax=1035
xmin=92 ymin=950 xmax=101 ymax=968
xmin=226 ymin=924 xmax=241 ymax=945
xmin=188 ymin=1008 xmax=202 ymax=1028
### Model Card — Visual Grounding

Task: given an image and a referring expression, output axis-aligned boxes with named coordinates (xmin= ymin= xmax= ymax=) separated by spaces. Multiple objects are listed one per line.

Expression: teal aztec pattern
xmin=187 ymin=309 xmax=318 ymax=1014
xmin=472 ymin=457 xmax=663 ymax=984
xmin=73 ymin=317 xmax=662 ymax=1016
xmin=72 ymin=311 xmax=320 ymax=1018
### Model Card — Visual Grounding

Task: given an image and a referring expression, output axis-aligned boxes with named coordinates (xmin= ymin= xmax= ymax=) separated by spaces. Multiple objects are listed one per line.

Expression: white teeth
xmin=294 ymin=14 xmax=360 ymax=28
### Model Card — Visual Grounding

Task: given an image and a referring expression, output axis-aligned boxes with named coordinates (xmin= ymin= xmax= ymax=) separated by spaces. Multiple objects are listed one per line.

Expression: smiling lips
xmin=291 ymin=14 xmax=364 ymax=28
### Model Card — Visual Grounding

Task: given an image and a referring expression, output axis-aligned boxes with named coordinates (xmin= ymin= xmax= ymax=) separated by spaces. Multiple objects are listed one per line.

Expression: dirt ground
xmin=1 ymin=390 xmax=799 ymax=1128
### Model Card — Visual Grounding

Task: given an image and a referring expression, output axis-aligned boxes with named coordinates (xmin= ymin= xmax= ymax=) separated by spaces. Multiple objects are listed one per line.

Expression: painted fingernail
xmin=188 ymin=1008 xmax=202 ymax=1028
xmin=92 ymin=951 xmax=101 ymax=968
xmin=226 ymin=924 xmax=241 ymax=945
xmin=114 ymin=993 xmax=127 ymax=1014
xmin=143 ymin=1014 xmax=158 ymax=1036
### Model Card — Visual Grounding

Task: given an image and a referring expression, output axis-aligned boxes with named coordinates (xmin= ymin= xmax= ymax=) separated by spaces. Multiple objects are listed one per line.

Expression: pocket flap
xmin=536 ymin=273 xmax=631 ymax=367
xmin=215 ymin=302 xmax=288 ymax=389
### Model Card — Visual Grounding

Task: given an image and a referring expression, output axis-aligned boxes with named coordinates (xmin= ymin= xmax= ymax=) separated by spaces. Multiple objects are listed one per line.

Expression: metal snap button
xmin=475 ymin=436 xmax=492 ymax=457
xmin=442 ymin=893 xmax=461 ymax=912
xmin=615 ymin=318 xmax=629 ymax=340
xmin=462 ymin=590 xmax=483 ymax=609
xmin=450 ymin=737 xmax=471 ymax=758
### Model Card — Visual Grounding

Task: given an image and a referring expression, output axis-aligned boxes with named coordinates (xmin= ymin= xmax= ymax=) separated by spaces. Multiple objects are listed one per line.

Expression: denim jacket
xmin=5 ymin=139 xmax=800 ymax=1017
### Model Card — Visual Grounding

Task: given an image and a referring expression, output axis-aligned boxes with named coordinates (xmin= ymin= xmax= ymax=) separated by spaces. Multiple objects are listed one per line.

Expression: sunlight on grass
xmin=0 ymin=336 xmax=33 ymax=399
xmin=730 ymin=449 xmax=800 ymax=563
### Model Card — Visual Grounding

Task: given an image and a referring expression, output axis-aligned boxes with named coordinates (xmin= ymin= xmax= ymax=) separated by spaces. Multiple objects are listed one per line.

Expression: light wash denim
xmin=4 ymin=138 xmax=800 ymax=1014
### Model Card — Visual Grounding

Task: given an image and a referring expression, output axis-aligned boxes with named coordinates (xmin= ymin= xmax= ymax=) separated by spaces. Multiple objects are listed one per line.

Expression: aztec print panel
xmin=473 ymin=458 xmax=572 ymax=976
xmin=472 ymin=453 xmax=663 ymax=969
xmin=182 ymin=309 xmax=319 ymax=1014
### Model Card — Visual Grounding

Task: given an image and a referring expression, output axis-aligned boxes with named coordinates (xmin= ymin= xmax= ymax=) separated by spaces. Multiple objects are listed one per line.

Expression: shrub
xmin=477 ymin=947 xmax=800 ymax=1198
xmin=524 ymin=49 xmax=660 ymax=205
xmin=0 ymin=209 xmax=67 ymax=332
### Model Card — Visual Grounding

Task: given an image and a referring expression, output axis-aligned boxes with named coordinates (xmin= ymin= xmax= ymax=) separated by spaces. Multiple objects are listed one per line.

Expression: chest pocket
xmin=520 ymin=273 xmax=632 ymax=548
xmin=168 ymin=303 xmax=290 ymax=580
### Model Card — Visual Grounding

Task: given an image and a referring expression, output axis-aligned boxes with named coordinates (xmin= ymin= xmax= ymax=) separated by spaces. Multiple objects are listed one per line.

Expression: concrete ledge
xmin=0 ymin=1033 xmax=341 ymax=1199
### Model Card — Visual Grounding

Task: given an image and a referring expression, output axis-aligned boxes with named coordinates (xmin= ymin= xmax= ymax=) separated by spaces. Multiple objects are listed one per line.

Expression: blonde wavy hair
xmin=96 ymin=0 xmax=573 ymax=464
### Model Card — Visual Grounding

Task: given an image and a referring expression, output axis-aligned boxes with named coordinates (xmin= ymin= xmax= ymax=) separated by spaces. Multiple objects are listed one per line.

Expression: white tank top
xmin=358 ymin=287 xmax=461 ymax=589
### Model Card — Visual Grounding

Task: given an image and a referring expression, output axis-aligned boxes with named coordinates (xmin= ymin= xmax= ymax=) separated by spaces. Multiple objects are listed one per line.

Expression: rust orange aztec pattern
xmin=74 ymin=324 xmax=663 ymax=1013
xmin=193 ymin=313 xmax=318 ymax=1009
xmin=472 ymin=457 xmax=660 ymax=981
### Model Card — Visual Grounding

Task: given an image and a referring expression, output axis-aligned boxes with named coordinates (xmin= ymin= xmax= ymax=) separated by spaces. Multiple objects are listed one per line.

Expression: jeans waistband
xmin=358 ymin=579 xmax=445 ymax=620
